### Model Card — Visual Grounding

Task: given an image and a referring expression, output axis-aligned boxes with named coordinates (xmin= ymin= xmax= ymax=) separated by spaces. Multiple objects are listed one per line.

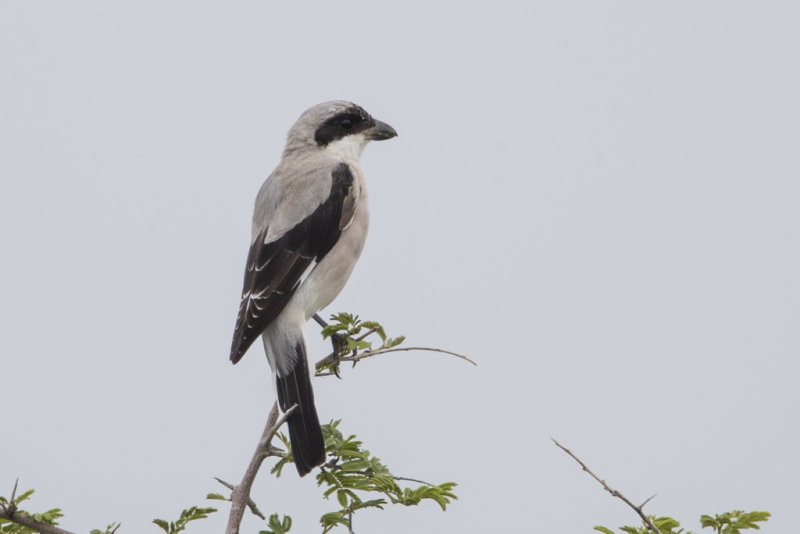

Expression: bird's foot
xmin=313 ymin=313 xmax=351 ymax=378
xmin=330 ymin=333 xmax=349 ymax=379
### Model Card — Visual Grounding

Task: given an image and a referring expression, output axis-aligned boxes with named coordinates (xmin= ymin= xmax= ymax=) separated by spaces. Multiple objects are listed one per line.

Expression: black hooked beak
xmin=365 ymin=119 xmax=398 ymax=141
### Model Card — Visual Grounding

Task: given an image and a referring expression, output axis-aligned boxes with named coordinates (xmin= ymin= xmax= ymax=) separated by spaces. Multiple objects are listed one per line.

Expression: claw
xmin=330 ymin=333 xmax=347 ymax=379
xmin=313 ymin=313 xmax=347 ymax=378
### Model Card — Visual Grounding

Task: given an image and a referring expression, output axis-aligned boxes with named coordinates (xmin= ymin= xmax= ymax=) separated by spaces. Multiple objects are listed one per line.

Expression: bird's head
xmin=283 ymin=101 xmax=397 ymax=160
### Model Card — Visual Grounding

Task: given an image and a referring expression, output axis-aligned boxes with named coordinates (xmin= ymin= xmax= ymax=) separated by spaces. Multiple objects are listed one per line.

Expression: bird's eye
xmin=340 ymin=118 xmax=354 ymax=130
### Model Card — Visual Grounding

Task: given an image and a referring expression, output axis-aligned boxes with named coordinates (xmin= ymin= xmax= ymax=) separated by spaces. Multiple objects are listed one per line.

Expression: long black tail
xmin=275 ymin=341 xmax=326 ymax=476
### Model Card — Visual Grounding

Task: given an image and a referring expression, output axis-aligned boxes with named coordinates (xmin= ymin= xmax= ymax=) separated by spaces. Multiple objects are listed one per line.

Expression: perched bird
xmin=230 ymin=101 xmax=397 ymax=476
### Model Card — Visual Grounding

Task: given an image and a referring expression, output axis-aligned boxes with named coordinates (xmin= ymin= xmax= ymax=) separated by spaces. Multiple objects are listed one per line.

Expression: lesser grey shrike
xmin=230 ymin=101 xmax=397 ymax=476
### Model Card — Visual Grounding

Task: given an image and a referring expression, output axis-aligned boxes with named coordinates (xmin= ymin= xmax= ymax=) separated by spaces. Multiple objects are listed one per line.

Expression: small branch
xmin=262 ymin=404 xmax=298 ymax=449
xmin=224 ymin=402 xmax=297 ymax=534
xmin=552 ymin=439 xmax=662 ymax=534
xmin=352 ymin=327 xmax=379 ymax=344
xmin=347 ymin=472 xmax=435 ymax=487
xmin=347 ymin=507 xmax=354 ymax=534
xmin=1 ymin=479 xmax=77 ymax=534
xmin=0 ymin=508 xmax=77 ymax=534
xmin=316 ymin=346 xmax=476 ymax=373
xmin=214 ymin=478 xmax=266 ymax=520
xmin=640 ymin=494 xmax=657 ymax=509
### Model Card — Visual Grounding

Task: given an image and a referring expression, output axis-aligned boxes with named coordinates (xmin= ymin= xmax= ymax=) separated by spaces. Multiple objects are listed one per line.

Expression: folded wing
xmin=230 ymin=162 xmax=357 ymax=363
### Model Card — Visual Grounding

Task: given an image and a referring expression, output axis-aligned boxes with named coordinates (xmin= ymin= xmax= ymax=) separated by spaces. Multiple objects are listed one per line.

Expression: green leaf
xmin=700 ymin=515 xmax=716 ymax=528
xmin=321 ymin=324 xmax=348 ymax=338
xmin=360 ymin=321 xmax=387 ymax=342
xmin=385 ymin=336 xmax=405 ymax=348
xmin=15 ymin=490 xmax=35 ymax=505
xmin=336 ymin=449 xmax=367 ymax=459
xmin=700 ymin=510 xmax=770 ymax=534
xmin=320 ymin=511 xmax=349 ymax=534
xmin=152 ymin=506 xmax=216 ymax=534
xmin=594 ymin=527 xmax=616 ymax=534
xmin=274 ymin=417 xmax=461 ymax=533
xmin=653 ymin=516 xmax=681 ymax=531
xmin=340 ymin=460 xmax=371 ymax=472
xmin=29 ymin=508 xmax=64 ymax=524
xmin=258 ymin=513 xmax=292 ymax=534
xmin=89 ymin=523 xmax=121 ymax=534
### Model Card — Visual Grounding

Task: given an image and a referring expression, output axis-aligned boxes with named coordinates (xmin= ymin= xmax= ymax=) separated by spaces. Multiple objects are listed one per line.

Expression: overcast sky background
xmin=1 ymin=2 xmax=799 ymax=533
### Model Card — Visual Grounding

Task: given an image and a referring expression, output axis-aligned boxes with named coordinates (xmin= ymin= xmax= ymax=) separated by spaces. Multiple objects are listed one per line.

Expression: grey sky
xmin=1 ymin=2 xmax=798 ymax=533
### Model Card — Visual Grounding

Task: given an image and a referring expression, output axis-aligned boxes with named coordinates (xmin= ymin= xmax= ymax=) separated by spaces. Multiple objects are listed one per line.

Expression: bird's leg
xmin=313 ymin=313 xmax=346 ymax=378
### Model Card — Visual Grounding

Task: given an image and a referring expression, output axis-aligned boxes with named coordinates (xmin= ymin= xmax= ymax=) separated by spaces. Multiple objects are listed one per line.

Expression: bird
xmin=229 ymin=101 xmax=397 ymax=476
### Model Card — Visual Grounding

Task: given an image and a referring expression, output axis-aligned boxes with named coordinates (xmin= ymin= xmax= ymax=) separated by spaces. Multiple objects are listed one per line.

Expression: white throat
xmin=324 ymin=134 xmax=369 ymax=161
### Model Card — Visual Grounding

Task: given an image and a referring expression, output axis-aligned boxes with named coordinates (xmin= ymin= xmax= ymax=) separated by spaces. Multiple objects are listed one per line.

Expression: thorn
xmin=331 ymin=333 xmax=348 ymax=379
xmin=640 ymin=494 xmax=657 ymax=508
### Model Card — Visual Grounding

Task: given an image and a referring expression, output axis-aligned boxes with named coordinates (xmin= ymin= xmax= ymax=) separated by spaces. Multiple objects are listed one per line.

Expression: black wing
xmin=230 ymin=163 xmax=357 ymax=363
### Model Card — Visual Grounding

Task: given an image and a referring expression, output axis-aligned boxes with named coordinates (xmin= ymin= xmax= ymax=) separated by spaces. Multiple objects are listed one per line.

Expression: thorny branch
xmin=2 ymin=323 xmax=471 ymax=534
xmin=0 ymin=510 xmax=77 ymax=534
xmin=0 ymin=502 xmax=77 ymax=534
xmin=219 ymin=323 xmax=473 ymax=533
xmin=214 ymin=477 xmax=266 ymax=521
xmin=552 ymin=439 xmax=663 ymax=534
xmin=223 ymin=402 xmax=297 ymax=534
xmin=311 ymin=312 xmax=475 ymax=374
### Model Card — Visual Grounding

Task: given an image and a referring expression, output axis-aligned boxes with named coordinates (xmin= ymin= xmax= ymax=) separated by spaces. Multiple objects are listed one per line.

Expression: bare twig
xmin=262 ymin=404 xmax=298 ymax=449
xmin=316 ymin=346 xmax=476 ymax=373
xmin=552 ymin=439 xmax=663 ymax=534
xmin=222 ymin=323 xmax=470 ymax=532
xmin=224 ymin=402 xmax=297 ymax=534
xmin=640 ymin=494 xmax=657 ymax=509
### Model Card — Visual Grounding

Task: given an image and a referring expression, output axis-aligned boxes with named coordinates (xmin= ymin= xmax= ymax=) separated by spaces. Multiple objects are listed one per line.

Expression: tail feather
xmin=275 ymin=341 xmax=326 ymax=476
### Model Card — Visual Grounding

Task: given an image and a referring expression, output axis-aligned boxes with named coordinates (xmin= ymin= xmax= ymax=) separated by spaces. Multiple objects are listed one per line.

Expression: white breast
xmin=287 ymin=167 xmax=370 ymax=319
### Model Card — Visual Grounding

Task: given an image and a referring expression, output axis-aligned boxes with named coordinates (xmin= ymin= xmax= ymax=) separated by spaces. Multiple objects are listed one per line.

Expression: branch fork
xmin=552 ymin=439 xmax=663 ymax=534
